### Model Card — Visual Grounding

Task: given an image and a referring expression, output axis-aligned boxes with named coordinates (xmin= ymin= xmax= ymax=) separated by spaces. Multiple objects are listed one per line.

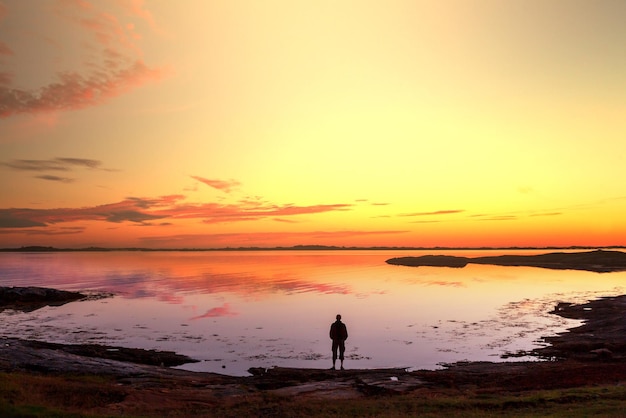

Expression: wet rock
xmin=0 ymin=286 xmax=85 ymax=312
xmin=533 ymin=295 xmax=626 ymax=361
xmin=21 ymin=339 xmax=198 ymax=367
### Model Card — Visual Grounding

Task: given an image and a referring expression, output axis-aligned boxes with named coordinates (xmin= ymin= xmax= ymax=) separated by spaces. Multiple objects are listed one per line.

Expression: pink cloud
xmin=0 ymin=60 xmax=165 ymax=118
xmin=190 ymin=303 xmax=238 ymax=320
xmin=0 ymin=1 xmax=168 ymax=119
xmin=190 ymin=176 xmax=241 ymax=193
xmin=152 ymin=200 xmax=352 ymax=224
xmin=124 ymin=0 xmax=165 ymax=35
xmin=0 ymin=195 xmax=352 ymax=228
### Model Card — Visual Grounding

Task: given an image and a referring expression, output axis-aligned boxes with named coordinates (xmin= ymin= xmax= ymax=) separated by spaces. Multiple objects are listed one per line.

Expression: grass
xmin=205 ymin=386 xmax=626 ymax=417
xmin=0 ymin=372 xmax=125 ymax=418
xmin=2 ymin=371 xmax=626 ymax=417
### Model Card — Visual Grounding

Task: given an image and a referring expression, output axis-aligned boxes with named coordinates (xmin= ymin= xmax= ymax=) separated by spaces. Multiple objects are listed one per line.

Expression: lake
xmin=1 ymin=250 xmax=625 ymax=376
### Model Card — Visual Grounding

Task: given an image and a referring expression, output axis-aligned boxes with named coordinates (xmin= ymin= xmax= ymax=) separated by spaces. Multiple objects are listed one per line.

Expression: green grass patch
xmin=0 ymin=372 xmax=126 ymax=417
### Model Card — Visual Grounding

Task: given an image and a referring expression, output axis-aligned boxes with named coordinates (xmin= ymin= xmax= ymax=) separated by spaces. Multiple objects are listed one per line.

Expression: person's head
xmin=336 ymin=314 xmax=341 ymax=321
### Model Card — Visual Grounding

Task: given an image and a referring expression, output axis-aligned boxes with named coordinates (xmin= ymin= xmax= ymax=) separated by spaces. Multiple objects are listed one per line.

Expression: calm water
xmin=1 ymin=250 xmax=625 ymax=376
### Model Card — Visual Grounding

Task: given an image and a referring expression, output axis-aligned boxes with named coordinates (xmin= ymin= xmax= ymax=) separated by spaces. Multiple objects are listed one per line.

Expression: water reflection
xmin=1 ymin=250 xmax=625 ymax=376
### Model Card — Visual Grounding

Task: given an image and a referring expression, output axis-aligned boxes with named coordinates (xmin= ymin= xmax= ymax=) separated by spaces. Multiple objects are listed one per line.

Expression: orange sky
xmin=1 ymin=0 xmax=625 ymax=248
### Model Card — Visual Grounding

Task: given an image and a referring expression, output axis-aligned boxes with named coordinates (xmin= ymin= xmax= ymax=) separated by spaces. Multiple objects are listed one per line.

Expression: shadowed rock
xmin=0 ymin=286 xmax=86 ymax=312
xmin=532 ymin=295 xmax=626 ymax=361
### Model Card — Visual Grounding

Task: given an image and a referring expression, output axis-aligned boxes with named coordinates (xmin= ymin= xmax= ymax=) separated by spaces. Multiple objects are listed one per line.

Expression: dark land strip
xmin=386 ymin=249 xmax=626 ymax=272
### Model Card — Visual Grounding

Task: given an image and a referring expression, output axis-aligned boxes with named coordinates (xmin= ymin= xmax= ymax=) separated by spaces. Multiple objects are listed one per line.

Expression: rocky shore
xmin=0 ymin=286 xmax=86 ymax=312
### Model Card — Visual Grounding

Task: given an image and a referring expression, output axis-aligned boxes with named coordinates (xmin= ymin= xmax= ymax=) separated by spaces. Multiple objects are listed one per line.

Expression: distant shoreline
xmin=386 ymin=249 xmax=626 ymax=273
xmin=1 ymin=245 xmax=624 ymax=252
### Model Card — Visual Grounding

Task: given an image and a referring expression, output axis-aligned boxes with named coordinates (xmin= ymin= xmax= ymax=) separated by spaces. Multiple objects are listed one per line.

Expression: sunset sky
xmin=1 ymin=0 xmax=625 ymax=249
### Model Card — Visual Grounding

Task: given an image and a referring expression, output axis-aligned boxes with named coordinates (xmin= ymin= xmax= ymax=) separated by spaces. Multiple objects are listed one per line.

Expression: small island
xmin=386 ymin=249 xmax=626 ymax=272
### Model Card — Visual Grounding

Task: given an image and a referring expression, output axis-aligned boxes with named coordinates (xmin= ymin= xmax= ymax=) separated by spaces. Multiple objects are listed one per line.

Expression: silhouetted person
xmin=330 ymin=314 xmax=348 ymax=370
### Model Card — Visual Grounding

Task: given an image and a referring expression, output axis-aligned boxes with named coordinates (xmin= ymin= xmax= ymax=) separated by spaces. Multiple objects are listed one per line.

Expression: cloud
xmin=192 ymin=203 xmax=352 ymax=224
xmin=2 ymin=157 xmax=117 ymax=183
xmin=0 ymin=213 xmax=47 ymax=228
xmin=34 ymin=175 xmax=74 ymax=183
xmin=124 ymin=0 xmax=165 ymax=35
xmin=6 ymin=226 xmax=87 ymax=236
xmin=400 ymin=210 xmax=465 ymax=217
xmin=190 ymin=176 xmax=241 ymax=193
xmin=2 ymin=157 xmax=105 ymax=171
xmin=0 ymin=1 xmax=168 ymax=119
xmin=190 ymin=303 xmax=238 ymax=320
xmin=0 ymin=195 xmax=354 ymax=229
xmin=0 ymin=61 xmax=165 ymax=118
xmin=55 ymin=157 xmax=104 ymax=169
xmin=105 ymin=210 xmax=163 ymax=223
xmin=478 ymin=215 xmax=518 ymax=221
xmin=126 ymin=195 xmax=184 ymax=209
xmin=273 ymin=218 xmax=300 ymax=223
xmin=0 ymin=196 xmax=177 ymax=228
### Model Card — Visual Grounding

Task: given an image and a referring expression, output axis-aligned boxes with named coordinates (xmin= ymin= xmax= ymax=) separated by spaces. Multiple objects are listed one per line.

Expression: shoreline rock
xmin=0 ymin=286 xmax=86 ymax=312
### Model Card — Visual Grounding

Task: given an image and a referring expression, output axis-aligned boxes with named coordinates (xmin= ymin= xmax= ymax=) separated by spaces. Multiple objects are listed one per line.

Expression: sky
xmin=0 ymin=0 xmax=625 ymax=249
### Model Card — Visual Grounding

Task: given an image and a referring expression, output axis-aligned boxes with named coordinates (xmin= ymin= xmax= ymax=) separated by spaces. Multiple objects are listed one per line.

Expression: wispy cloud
xmin=2 ymin=157 xmax=106 ymax=172
xmin=34 ymin=175 xmax=74 ymax=183
xmin=0 ymin=226 xmax=87 ymax=236
xmin=400 ymin=209 xmax=465 ymax=217
xmin=477 ymin=215 xmax=518 ymax=221
xmin=190 ymin=176 xmax=241 ymax=193
xmin=273 ymin=218 xmax=300 ymax=223
xmin=0 ymin=61 xmax=165 ymax=118
xmin=0 ymin=213 xmax=47 ymax=228
xmin=0 ymin=195 xmax=354 ymax=229
xmin=0 ymin=1 xmax=168 ymax=119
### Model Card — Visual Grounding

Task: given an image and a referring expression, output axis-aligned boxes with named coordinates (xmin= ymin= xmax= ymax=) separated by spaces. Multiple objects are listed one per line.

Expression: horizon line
xmin=1 ymin=245 xmax=625 ymax=252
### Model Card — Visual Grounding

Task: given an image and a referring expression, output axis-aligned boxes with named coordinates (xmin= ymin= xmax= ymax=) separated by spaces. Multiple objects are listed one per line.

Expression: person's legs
xmin=331 ymin=340 xmax=339 ymax=369
xmin=338 ymin=341 xmax=345 ymax=370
